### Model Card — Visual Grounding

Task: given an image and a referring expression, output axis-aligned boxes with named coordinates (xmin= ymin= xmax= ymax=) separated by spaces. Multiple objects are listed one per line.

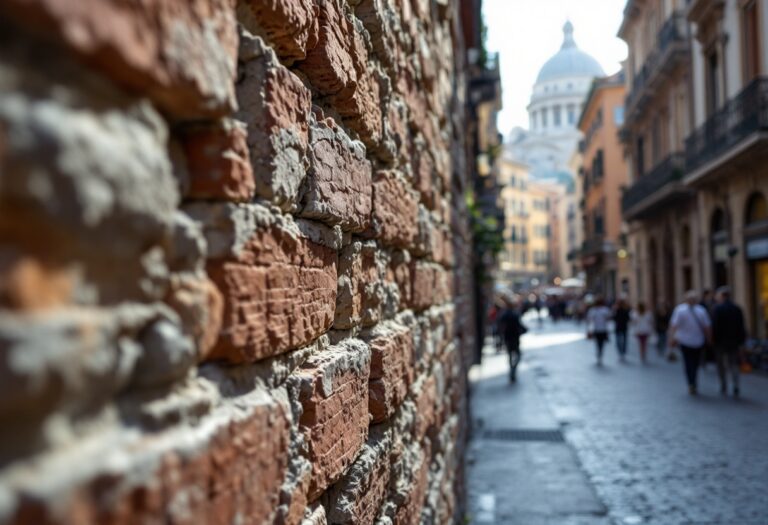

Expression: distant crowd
xmin=488 ymin=287 xmax=748 ymax=397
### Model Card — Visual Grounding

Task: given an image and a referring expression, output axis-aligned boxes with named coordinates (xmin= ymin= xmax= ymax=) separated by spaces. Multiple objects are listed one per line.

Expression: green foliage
xmin=466 ymin=191 xmax=504 ymax=283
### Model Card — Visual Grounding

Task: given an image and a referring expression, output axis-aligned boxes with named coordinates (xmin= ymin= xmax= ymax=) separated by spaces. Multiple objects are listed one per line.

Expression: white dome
xmin=536 ymin=22 xmax=604 ymax=83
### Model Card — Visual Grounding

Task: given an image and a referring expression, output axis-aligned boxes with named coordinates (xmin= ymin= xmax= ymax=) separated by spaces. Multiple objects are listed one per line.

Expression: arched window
xmin=746 ymin=192 xmax=768 ymax=225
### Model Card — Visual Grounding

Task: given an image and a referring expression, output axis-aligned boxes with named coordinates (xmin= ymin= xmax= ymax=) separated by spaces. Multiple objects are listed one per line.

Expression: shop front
xmin=745 ymin=192 xmax=768 ymax=339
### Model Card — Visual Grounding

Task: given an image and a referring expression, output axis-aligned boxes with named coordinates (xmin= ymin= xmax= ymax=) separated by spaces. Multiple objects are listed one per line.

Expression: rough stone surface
xmin=372 ymin=171 xmax=419 ymax=249
xmin=0 ymin=0 xmax=239 ymax=119
xmin=292 ymin=340 xmax=371 ymax=501
xmin=300 ymin=113 xmax=373 ymax=232
xmin=0 ymin=0 xmax=478 ymax=522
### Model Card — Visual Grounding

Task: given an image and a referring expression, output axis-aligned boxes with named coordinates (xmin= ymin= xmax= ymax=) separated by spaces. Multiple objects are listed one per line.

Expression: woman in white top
xmin=586 ymin=296 xmax=612 ymax=365
xmin=631 ymin=302 xmax=654 ymax=363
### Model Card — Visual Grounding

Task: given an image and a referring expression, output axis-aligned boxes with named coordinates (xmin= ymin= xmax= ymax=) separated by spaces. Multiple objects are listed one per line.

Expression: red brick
xmin=294 ymin=342 xmax=371 ymax=501
xmin=410 ymin=261 xmax=450 ymax=311
xmin=295 ymin=0 xmax=384 ymax=148
xmin=1 ymin=0 xmax=238 ymax=119
xmin=300 ymin=115 xmax=372 ymax=232
xmin=386 ymin=250 xmax=412 ymax=309
xmin=413 ymin=375 xmax=437 ymax=442
xmin=372 ymin=171 xmax=419 ymax=249
xmin=237 ymin=0 xmax=318 ymax=63
xmin=8 ymin=397 xmax=291 ymax=525
xmin=237 ymin=36 xmax=312 ymax=207
xmin=393 ymin=448 xmax=429 ymax=525
xmin=165 ymin=275 xmax=224 ymax=360
xmin=335 ymin=242 xmax=381 ymax=330
xmin=207 ymin=224 xmax=337 ymax=363
xmin=180 ymin=121 xmax=255 ymax=203
xmin=324 ymin=433 xmax=392 ymax=525
xmin=365 ymin=324 xmax=414 ymax=423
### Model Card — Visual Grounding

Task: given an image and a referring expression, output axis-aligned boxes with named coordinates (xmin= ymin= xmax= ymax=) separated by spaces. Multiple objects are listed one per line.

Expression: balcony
xmin=581 ymin=236 xmax=608 ymax=257
xmin=685 ymin=77 xmax=768 ymax=184
xmin=624 ymin=13 xmax=689 ymax=124
xmin=622 ymin=153 xmax=692 ymax=221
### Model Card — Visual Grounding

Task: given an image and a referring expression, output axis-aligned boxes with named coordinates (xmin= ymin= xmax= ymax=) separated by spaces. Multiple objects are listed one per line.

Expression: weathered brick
xmin=293 ymin=340 xmax=371 ymax=501
xmin=180 ymin=120 xmax=255 ymax=203
xmin=295 ymin=0 xmax=386 ymax=150
xmin=1 ymin=0 xmax=238 ymax=119
xmin=237 ymin=32 xmax=312 ymax=210
xmin=5 ymin=392 xmax=291 ymax=525
xmin=335 ymin=241 xmax=381 ymax=330
xmin=393 ymin=445 xmax=429 ymax=525
xmin=364 ymin=323 xmax=414 ymax=423
xmin=410 ymin=261 xmax=450 ymax=311
xmin=165 ymin=275 xmax=224 ymax=360
xmin=413 ymin=374 xmax=437 ymax=442
xmin=386 ymin=250 xmax=412 ymax=310
xmin=323 ymin=431 xmax=392 ymax=525
xmin=186 ymin=203 xmax=338 ymax=363
xmin=300 ymin=114 xmax=372 ymax=232
xmin=372 ymin=171 xmax=419 ymax=249
xmin=237 ymin=0 xmax=319 ymax=63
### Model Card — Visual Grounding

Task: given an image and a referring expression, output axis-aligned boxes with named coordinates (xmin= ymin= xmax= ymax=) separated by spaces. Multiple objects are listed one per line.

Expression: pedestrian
xmin=669 ymin=290 xmax=712 ymax=395
xmin=488 ymin=298 xmax=502 ymax=353
xmin=587 ymin=296 xmax=612 ymax=366
xmin=632 ymin=302 xmax=654 ymax=363
xmin=497 ymin=296 xmax=528 ymax=382
xmin=655 ymin=300 xmax=672 ymax=358
xmin=613 ymin=298 xmax=631 ymax=361
xmin=700 ymin=289 xmax=716 ymax=367
xmin=711 ymin=286 xmax=748 ymax=397
xmin=534 ymin=295 xmax=543 ymax=326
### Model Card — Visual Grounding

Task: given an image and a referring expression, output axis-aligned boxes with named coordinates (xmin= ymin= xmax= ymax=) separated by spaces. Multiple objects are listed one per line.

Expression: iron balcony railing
xmin=625 ymin=13 xmax=688 ymax=113
xmin=622 ymin=153 xmax=685 ymax=214
xmin=685 ymin=77 xmax=768 ymax=174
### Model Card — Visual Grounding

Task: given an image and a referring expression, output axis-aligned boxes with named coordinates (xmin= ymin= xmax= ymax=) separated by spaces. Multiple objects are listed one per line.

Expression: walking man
xmin=613 ymin=298 xmax=631 ymax=361
xmin=498 ymin=296 xmax=528 ymax=382
xmin=587 ymin=296 xmax=612 ymax=366
xmin=711 ymin=287 xmax=747 ymax=397
xmin=669 ymin=290 xmax=712 ymax=395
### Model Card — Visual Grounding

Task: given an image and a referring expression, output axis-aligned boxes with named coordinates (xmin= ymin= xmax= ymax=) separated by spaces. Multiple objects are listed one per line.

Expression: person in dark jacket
xmin=655 ymin=300 xmax=672 ymax=357
xmin=497 ymin=296 xmax=528 ymax=382
xmin=711 ymin=286 xmax=748 ymax=397
xmin=613 ymin=298 xmax=631 ymax=360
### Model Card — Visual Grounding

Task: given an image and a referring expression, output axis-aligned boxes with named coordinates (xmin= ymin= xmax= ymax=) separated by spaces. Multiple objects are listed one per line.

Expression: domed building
xmin=507 ymin=21 xmax=605 ymax=181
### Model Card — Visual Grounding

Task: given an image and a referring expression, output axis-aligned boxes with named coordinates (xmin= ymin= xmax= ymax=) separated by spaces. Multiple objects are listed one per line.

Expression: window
xmin=592 ymin=150 xmax=605 ymax=181
xmin=554 ymin=105 xmax=562 ymax=126
xmin=636 ymin=136 xmax=645 ymax=177
xmin=541 ymin=108 xmax=549 ymax=127
xmin=706 ymin=48 xmax=720 ymax=115
xmin=746 ymin=192 xmax=768 ymax=224
xmin=567 ymin=104 xmax=576 ymax=125
xmin=742 ymin=0 xmax=761 ymax=82
xmin=613 ymin=106 xmax=624 ymax=126
xmin=594 ymin=214 xmax=605 ymax=236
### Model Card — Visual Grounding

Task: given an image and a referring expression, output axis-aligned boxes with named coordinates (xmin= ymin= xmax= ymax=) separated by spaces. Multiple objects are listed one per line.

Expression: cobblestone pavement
xmin=467 ymin=318 xmax=768 ymax=525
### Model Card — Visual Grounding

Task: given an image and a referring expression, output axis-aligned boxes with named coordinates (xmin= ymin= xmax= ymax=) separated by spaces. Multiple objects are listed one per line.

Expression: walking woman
xmin=632 ymin=302 xmax=654 ymax=363
xmin=655 ymin=300 xmax=672 ymax=357
xmin=587 ymin=296 xmax=612 ymax=366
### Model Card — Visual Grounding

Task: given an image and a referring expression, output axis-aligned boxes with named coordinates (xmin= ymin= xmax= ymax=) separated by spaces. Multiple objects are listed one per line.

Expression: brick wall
xmin=0 ymin=0 xmax=477 ymax=523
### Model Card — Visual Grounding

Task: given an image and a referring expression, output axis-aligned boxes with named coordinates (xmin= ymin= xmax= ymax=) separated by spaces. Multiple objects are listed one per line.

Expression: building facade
xmin=507 ymin=21 xmax=605 ymax=183
xmin=620 ymin=0 xmax=768 ymax=339
xmin=577 ymin=73 xmax=630 ymax=299
xmin=497 ymin=158 xmax=565 ymax=290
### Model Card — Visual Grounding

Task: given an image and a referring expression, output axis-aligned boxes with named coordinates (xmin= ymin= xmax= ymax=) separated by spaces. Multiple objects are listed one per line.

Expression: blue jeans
xmin=615 ymin=330 xmax=628 ymax=356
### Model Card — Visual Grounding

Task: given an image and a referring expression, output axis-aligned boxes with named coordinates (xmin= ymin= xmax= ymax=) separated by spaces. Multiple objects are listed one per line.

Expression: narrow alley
xmin=468 ymin=317 xmax=768 ymax=525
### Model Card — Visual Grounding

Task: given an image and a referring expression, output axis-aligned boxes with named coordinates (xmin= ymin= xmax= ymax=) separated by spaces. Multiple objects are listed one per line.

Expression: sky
xmin=483 ymin=0 xmax=629 ymax=135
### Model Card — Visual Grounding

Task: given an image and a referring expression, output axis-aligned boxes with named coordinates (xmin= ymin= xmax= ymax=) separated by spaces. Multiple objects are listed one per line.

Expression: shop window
xmin=746 ymin=192 xmax=768 ymax=224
